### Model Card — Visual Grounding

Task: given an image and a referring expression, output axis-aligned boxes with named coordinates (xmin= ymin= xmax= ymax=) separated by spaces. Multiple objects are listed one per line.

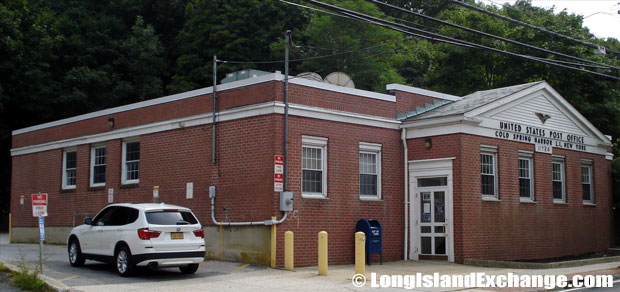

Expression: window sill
xmin=60 ymin=188 xmax=76 ymax=194
xmin=359 ymin=196 xmax=383 ymax=202
xmin=583 ymin=202 xmax=597 ymax=207
xmin=519 ymin=199 xmax=537 ymax=204
xmin=553 ymin=200 xmax=568 ymax=205
xmin=120 ymin=183 xmax=139 ymax=189
xmin=301 ymin=194 xmax=329 ymax=200
xmin=481 ymin=196 xmax=500 ymax=202
xmin=62 ymin=186 xmax=76 ymax=191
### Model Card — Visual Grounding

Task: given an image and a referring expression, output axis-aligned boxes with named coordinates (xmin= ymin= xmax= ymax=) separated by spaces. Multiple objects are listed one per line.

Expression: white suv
xmin=67 ymin=203 xmax=205 ymax=276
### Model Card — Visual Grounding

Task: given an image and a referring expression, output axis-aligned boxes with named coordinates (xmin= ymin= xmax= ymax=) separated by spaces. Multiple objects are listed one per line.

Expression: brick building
xmin=9 ymin=71 xmax=613 ymax=266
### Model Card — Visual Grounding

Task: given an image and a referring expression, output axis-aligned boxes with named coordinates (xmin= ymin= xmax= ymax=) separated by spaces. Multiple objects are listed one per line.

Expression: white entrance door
xmin=417 ymin=183 xmax=448 ymax=259
xmin=409 ymin=158 xmax=454 ymax=262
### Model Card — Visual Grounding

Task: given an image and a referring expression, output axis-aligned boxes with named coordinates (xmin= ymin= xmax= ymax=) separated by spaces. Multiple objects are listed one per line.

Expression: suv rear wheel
xmin=179 ymin=263 xmax=199 ymax=274
xmin=115 ymin=246 xmax=135 ymax=277
xmin=68 ymin=239 xmax=85 ymax=267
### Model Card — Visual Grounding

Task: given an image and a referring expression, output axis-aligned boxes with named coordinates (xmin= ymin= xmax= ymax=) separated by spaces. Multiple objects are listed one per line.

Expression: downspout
xmin=212 ymin=55 xmax=217 ymax=164
xmin=284 ymin=30 xmax=290 ymax=192
xmin=402 ymin=128 xmax=408 ymax=261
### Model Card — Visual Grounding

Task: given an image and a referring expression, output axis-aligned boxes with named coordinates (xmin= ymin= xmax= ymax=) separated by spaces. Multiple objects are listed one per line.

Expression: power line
xmin=217 ymin=37 xmax=411 ymax=64
xmin=448 ymin=0 xmax=620 ymax=57
xmin=297 ymin=0 xmax=620 ymax=80
xmin=370 ymin=0 xmax=620 ymax=71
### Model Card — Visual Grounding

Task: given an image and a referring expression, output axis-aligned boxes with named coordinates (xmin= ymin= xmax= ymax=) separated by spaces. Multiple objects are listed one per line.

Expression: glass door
xmin=418 ymin=186 xmax=447 ymax=257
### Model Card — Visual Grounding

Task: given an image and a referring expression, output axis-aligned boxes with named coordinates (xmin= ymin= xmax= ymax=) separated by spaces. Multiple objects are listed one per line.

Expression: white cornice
xmin=13 ymin=72 xmax=400 ymax=136
xmin=11 ymin=102 xmax=400 ymax=156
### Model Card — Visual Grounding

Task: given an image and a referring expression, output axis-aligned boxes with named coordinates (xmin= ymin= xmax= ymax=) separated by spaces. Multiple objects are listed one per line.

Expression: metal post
xmin=284 ymin=30 xmax=291 ymax=190
xmin=212 ymin=55 xmax=217 ymax=164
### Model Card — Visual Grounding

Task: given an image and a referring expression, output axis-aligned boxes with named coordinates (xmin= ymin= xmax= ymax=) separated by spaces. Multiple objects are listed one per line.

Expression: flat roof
xmin=13 ymin=72 xmax=456 ymax=135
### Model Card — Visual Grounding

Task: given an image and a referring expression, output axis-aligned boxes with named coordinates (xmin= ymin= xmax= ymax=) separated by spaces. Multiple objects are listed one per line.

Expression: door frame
xmin=408 ymin=157 xmax=455 ymax=262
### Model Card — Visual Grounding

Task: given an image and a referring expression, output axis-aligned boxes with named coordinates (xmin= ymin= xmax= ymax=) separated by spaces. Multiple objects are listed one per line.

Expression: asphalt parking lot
xmin=0 ymin=241 xmax=266 ymax=290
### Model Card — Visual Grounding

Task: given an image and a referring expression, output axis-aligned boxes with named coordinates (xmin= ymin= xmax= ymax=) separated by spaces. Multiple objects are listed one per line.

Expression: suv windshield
xmin=145 ymin=211 xmax=198 ymax=225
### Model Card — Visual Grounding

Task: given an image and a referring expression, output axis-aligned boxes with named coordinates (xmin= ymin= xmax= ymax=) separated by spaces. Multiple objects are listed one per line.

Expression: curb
xmin=464 ymin=256 xmax=620 ymax=269
xmin=0 ymin=260 xmax=71 ymax=292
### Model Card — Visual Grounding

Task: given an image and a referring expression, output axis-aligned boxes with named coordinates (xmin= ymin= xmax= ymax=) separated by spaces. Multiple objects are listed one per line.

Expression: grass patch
xmin=8 ymin=268 xmax=53 ymax=292
xmin=0 ymin=263 xmax=8 ymax=272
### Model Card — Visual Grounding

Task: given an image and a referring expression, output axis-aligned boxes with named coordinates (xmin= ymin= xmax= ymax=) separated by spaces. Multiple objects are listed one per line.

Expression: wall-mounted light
xmin=108 ymin=117 xmax=115 ymax=128
xmin=424 ymin=138 xmax=432 ymax=148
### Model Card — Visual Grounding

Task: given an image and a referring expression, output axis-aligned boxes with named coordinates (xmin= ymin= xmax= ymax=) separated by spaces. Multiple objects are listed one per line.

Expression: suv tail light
xmin=138 ymin=228 xmax=161 ymax=240
xmin=193 ymin=229 xmax=204 ymax=238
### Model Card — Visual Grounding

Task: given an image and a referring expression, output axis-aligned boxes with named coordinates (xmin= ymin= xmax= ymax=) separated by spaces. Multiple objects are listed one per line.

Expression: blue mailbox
xmin=355 ymin=219 xmax=382 ymax=265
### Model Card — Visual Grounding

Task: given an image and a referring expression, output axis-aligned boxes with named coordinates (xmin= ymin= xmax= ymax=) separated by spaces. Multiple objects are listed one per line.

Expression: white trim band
xmin=11 ymin=102 xmax=400 ymax=156
xmin=14 ymin=72 xmax=401 ymax=135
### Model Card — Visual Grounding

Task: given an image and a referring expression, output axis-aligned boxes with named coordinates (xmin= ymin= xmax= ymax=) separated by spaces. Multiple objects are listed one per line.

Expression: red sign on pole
xmin=274 ymin=155 xmax=284 ymax=192
xmin=31 ymin=193 xmax=48 ymax=217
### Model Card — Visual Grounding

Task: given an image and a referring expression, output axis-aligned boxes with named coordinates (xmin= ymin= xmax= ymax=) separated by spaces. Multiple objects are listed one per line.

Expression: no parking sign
xmin=31 ymin=193 xmax=48 ymax=217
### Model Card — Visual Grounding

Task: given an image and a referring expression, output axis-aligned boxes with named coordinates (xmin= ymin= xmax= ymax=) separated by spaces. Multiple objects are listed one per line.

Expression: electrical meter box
xmin=280 ymin=192 xmax=294 ymax=212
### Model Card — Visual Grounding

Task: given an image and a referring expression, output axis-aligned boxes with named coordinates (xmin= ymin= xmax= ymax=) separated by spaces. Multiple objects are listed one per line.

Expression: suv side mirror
xmin=84 ymin=218 xmax=92 ymax=225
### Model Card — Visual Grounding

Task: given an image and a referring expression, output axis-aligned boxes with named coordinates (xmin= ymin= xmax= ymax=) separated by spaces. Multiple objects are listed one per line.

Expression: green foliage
xmin=0 ymin=263 xmax=8 ymax=272
xmin=8 ymin=268 xmax=51 ymax=292
xmin=168 ymin=0 xmax=309 ymax=93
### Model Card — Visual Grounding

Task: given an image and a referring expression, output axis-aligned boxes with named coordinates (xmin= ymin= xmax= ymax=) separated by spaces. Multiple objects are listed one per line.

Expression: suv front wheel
xmin=115 ymin=246 xmax=135 ymax=277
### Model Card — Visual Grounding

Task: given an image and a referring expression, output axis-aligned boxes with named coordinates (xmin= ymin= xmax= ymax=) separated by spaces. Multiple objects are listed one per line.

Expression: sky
xmin=486 ymin=1 xmax=620 ymax=40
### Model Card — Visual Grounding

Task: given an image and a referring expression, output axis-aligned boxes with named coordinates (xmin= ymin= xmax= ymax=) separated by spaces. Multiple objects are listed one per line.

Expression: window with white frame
xmin=480 ymin=145 xmax=498 ymax=198
xmin=90 ymin=145 xmax=106 ymax=187
xmin=359 ymin=142 xmax=381 ymax=199
xmin=122 ymin=139 xmax=140 ymax=184
xmin=552 ymin=156 xmax=565 ymax=203
xmin=582 ymin=160 xmax=594 ymax=204
xmin=301 ymin=136 xmax=327 ymax=198
xmin=62 ymin=149 xmax=77 ymax=190
xmin=518 ymin=151 xmax=534 ymax=201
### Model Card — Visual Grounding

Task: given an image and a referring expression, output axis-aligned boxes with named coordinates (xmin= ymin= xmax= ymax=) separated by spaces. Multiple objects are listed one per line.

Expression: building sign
xmin=494 ymin=121 xmax=587 ymax=153
xmin=31 ymin=193 xmax=48 ymax=217
xmin=274 ymin=155 xmax=284 ymax=192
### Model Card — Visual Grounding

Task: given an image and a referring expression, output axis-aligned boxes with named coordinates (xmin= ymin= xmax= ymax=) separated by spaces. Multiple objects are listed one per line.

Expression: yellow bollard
xmin=355 ymin=232 xmax=365 ymax=275
xmin=318 ymin=231 xmax=328 ymax=276
xmin=271 ymin=216 xmax=277 ymax=268
xmin=285 ymin=231 xmax=294 ymax=271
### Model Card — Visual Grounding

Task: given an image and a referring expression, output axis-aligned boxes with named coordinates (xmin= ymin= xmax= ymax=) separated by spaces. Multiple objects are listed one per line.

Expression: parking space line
xmin=81 ymin=276 xmax=106 ymax=285
xmin=231 ymin=263 xmax=249 ymax=273
xmin=58 ymin=275 xmax=79 ymax=282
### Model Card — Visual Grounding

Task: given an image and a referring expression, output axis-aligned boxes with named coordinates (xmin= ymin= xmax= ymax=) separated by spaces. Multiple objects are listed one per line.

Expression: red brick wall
xmin=390 ymin=90 xmax=443 ymax=112
xmin=408 ymin=133 xmax=612 ymax=263
xmin=12 ymin=82 xmax=279 ymax=148
xmin=273 ymin=116 xmax=404 ymax=267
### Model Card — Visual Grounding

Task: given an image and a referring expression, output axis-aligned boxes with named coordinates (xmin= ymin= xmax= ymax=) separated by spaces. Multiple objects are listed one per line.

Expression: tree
xmin=168 ymin=0 xmax=309 ymax=93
